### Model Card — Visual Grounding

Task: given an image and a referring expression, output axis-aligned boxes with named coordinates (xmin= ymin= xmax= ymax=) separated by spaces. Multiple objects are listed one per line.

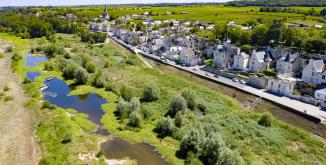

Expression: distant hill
xmin=226 ymin=0 xmax=326 ymax=6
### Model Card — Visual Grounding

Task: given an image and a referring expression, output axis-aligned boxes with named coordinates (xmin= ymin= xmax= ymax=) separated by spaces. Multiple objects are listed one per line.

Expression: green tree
xmin=305 ymin=37 xmax=326 ymax=54
xmin=200 ymin=132 xmax=226 ymax=165
xmin=252 ymin=25 xmax=268 ymax=46
xmin=179 ymin=128 xmax=203 ymax=157
xmin=128 ymin=110 xmax=142 ymax=127
xmin=74 ymin=67 xmax=88 ymax=84
xmin=155 ymin=116 xmax=176 ymax=137
xmin=142 ymin=83 xmax=160 ymax=102
xmin=167 ymin=96 xmax=187 ymax=117
xmin=63 ymin=62 xmax=78 ymax=79
xmin=266 ymin=20 xmax=287 ymax=44
xmin=182 ymin=88 xmax=196 ymax=110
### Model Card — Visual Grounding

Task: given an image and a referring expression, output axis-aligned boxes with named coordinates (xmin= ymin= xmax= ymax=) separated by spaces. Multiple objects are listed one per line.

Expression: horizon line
xmin=0 ymin=1 xmax=230 ymax=8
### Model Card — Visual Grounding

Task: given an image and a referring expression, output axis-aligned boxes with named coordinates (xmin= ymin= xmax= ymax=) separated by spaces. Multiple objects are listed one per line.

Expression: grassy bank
xmin=9 ymin=32 xmax=326 ymax=164
xmin=48 ymin=34 xmax=326 ymax=164
xmin=1 ymin=33 xmax=107 ymax=164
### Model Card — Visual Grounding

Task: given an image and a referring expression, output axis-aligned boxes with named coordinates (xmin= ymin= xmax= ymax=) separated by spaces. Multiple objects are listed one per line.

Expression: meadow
xmin=26 ymin=33 xmax=326 ymax=164
xmin=62 ymin=5 xmax=326 ymax=25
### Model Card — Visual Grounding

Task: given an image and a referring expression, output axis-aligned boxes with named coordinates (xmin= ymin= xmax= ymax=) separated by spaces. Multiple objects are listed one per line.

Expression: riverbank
xmin=10 ymin=33 xmax=326 ymax=164
xmin=108 ymin=35 xmax=326 ymax=123
xmin=0 ymin=35 xmax=41 ymax=164
xmin=108 ymin=35 xmax=326 ymax=139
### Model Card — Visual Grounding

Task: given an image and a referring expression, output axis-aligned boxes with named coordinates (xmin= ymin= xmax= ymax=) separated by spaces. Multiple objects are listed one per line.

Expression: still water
xmin=25 ymin=53 xmax=169 ymax=164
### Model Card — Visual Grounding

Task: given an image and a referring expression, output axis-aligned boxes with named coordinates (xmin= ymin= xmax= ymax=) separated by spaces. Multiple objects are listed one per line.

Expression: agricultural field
xmin=62 ymin=5 xmax=326 ymax=25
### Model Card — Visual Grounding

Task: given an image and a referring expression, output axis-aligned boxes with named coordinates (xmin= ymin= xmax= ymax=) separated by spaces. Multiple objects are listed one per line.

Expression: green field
xmin=19 ymin=33 xmax=326 ymax=164
xmin=59 ymin=5 xmax=326 ymax=25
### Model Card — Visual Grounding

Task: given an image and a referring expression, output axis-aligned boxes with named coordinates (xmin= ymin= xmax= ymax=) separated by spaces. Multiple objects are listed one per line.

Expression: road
xmin=108 ymin=34 xmax=326 ymax=122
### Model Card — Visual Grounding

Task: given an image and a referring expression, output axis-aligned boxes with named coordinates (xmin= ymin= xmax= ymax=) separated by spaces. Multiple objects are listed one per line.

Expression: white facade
xmin=301 ymin=59 xmax=324 ymax=84
xmin=276 ymin=52 xmax=300 ymax=77
xmin=232 ymin=52 xmax=250 ymax=71
xmin=249 ymin=50 xmax=271 ymax=73
xmin=180 ymin=48 xmax=198 ymax=66
xmin=315 ymin=88 xmax=326 ymax=102
xmin=267 ymin=77 xmax=296 ymax=97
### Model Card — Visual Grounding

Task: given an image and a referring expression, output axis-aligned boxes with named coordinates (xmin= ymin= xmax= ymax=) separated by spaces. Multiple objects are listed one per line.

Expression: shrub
xmin=179 ymin=128 xmax=203 ymax=157
xmin=167 ymin=95 xmax=187 ymax=117
xmin=86 ymin=62 xmax=96 ymax=73
xmin=262 ymin=69 xmax=277 ymax=77
xmin=142 ymin=83 xmax=160 ymax=102
xmin=23 ymin=77 xmax=32 ymax=84
xmin=258 ymin=112 xmax=272 ymax=127
xmin=95 ymin=76 xmax=106 ymax=88
xmin=155 ymin=117 xmax=176 ymax=137
xmin=6 ymin=46 xmax=13 ymax=52
xmin=120 ymin=86 xmax=132 ymax=102
xmin=3 ymin=85 xmax=10 ymax=92
xmin=3 ymin=95 xmax=13 ymax=102
xmin=104 ymin=82 xmax=120 ymax=95
xmin=128 ymin=110 xmax=142 ymax=127
xmin=200 ymin=132 xmax=226 ymax=165
xmin=63 ymin=62 xmax=78 ymax=79
xmin=129 ymin=97 xmax=140 ymax=112
xmin=174 ymin=111 xmax=184 ymax=128
xmin=126 ymin=59 xmax=137 ymax=65
xmin=218 ymin=148 xmax=244 ymax=165
xmin=197 ymin=102 xmax=207 ymax=112
xmin=182 ymin=88 xmax=196 ymax=110
xmin=44 ymin=62 xmax=55 ymax=71
xmin=11 ymin=53 xmax=22 ymax=62
xmin=140 ymin=107 xmax=152 ymax=120
xmin=116 ymin=97 xmax=130 ymax=119
xmin=0 ymin=52 xmax=4 ymax=58
xmin=74 ymin=67 xmax=88 ymax=85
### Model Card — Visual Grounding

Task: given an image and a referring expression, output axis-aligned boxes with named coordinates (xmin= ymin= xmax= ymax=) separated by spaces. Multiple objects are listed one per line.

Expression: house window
xmin=323 ymin=75 xmax=325 ymax=80
xmin=278 ymin=84 xmax=281 ymax=88
xmin=271 ymin=82 xmax=273 ymax=86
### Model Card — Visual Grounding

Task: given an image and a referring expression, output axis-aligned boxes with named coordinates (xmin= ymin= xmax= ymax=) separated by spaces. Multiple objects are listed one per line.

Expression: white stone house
xmin=301 ymin=59 xmax=324 ymax=84
xmin=213 ymin=41 xmax=240 ymax=69
xmin=276 ymin=52 xmax=301 ymax=77
xmin=249 ymin=50 xmax=274 ymax=72
xmin=148 ymin=38 xmax=164 ymax=54
xmin=180 ymin=48 xmax=199 ymax=66
xmin=232 ymin=52 xmax=250 ymax=71
xmin=315 ymin=88 xmax=326 ymax=102
xmin=267 ymin=76 xmax=296 ymax=97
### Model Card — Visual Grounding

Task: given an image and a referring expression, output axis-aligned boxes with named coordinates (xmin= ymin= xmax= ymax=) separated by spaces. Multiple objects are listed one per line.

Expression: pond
xmin=101 ymin=137 xmax=169 ymax=165
xmin=43 ymin=78 xmax=107 ymax=126
xmin=25 ymin=53 xmax=48 ymax=67
xmin=26 ymin=71 xmax=41 ymax=82
xmin=25 ymin=53 xmax=169 ymax=164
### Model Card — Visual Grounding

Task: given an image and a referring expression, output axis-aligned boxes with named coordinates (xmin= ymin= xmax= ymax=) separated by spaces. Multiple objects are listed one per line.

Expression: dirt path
xmin=0 ymin=56 xmax=40 ymax=164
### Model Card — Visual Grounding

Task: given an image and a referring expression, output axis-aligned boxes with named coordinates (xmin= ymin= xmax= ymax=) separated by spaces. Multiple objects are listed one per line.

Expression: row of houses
xmin=110 ymin=16 xmax=326 ymax=107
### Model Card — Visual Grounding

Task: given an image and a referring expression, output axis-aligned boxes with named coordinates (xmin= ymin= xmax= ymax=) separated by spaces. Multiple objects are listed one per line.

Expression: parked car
xmin=205 ymin=73 xmax=211 ymax=77
xmin=240 ymin=80 xmax=246 ymax=84
xmin=214 ymin=74 xmax=219 ymax=78
xmin=232 ymin=78 xmax=239 ymax=82
xmin=192 ymin=68 xmax=198 ymax=71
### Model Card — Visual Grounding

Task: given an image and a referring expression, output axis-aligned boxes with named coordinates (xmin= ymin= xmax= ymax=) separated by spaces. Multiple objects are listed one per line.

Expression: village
xmin=87 ymin=6 xmax=326 ymax=119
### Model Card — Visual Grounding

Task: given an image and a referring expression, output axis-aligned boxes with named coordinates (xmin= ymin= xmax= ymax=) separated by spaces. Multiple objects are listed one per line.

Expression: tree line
xmin=211 ymin=19 xmax=326 ymax=54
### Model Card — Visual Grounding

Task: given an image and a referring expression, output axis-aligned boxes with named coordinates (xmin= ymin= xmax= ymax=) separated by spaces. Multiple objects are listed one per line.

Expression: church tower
xmin=102 ymin=4 xmax=109 ymax=20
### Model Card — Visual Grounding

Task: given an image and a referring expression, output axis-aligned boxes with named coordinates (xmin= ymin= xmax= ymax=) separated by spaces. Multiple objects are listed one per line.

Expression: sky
xmin=0 ymin=0 xmax=231 ymax=7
